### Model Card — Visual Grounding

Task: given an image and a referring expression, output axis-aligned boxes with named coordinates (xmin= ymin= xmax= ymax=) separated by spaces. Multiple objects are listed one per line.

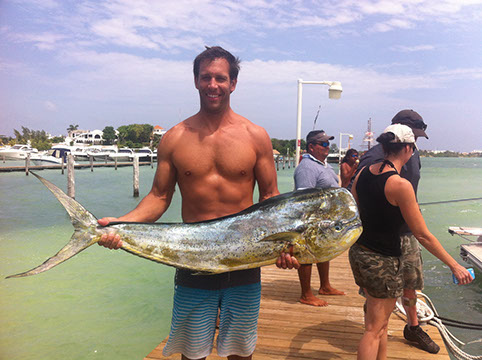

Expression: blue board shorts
xmin=162 ymin=282 xmax=261 ymax=359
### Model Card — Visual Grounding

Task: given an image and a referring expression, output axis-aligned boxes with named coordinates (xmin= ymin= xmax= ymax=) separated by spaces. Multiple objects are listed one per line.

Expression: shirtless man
xmin=97 ymin=46 xmax=299 ymax=360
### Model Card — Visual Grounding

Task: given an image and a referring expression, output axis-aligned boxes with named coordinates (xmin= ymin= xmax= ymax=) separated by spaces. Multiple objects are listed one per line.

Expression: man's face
xmin=194 ymin=58 xmax=237 ymax=113
xmin=308 ymin=141 xmax=330 ymax=162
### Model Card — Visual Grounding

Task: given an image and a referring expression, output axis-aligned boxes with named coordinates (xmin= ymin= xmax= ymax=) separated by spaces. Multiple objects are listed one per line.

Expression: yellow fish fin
xmin=260 ymin=232 xmax=302 ymax=243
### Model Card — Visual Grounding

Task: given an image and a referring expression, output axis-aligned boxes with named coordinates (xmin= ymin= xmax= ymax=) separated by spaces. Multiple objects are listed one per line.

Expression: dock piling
xmin=67 ymin=154 xmax=75 ymax=199
xmin=133 ymin=157 xmax=139 ymax=197
xmin=25 ymin=154 xmax=30 ymax=176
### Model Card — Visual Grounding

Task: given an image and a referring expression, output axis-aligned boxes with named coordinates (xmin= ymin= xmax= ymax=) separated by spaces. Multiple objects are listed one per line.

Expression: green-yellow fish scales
xmin=6 ymin=172 xmax=362 ymax=278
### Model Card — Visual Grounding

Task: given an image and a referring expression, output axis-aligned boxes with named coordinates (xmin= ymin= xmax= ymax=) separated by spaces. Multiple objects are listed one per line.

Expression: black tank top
xmin=355 ymin=166 xmax=405 ymax=256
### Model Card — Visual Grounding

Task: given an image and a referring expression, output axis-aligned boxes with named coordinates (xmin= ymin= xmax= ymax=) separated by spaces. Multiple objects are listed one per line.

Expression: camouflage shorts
xmin=349 ymin=243 xmax=403 ymax=299
xmin=400 ymin=234 xmax=424 ymax=290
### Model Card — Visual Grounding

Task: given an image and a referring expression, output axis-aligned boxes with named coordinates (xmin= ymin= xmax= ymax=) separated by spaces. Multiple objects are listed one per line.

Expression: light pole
xmin=295 ymin=79 xmax=342 ymax=166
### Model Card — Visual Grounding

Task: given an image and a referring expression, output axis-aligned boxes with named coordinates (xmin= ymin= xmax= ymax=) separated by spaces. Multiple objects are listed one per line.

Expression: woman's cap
xmin=382 ymin=124 xmax=418 ymax=149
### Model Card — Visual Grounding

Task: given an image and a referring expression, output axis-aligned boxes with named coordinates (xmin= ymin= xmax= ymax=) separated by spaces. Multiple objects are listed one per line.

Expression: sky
xmin=1 ymin=0 xmax=481 ymax=152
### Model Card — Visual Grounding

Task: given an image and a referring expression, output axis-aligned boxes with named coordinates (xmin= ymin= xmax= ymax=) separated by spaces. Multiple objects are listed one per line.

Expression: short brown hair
xmin=193 ymin=46 xmax=240 ymax=81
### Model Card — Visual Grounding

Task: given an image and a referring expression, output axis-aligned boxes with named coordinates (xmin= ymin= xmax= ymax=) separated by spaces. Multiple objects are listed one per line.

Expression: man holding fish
xmin=97 ymin=46 xmax=299 ymax=360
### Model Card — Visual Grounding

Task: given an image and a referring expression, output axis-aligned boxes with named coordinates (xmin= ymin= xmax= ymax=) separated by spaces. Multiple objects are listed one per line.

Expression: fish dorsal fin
xmin=260 ymin=232 xmax=302 ymax=243
xmin=30 ymin=172 xmax=97 ymax=228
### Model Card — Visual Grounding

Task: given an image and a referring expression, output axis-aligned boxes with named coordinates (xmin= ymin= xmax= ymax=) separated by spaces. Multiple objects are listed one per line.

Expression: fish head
xmin=299 ymin=187 xmax=362 ymax=263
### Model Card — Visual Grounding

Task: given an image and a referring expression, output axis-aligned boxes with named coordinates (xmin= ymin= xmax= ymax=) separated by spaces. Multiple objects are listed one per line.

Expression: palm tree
xmin=67 ymin=124 xmax=79 ymax=137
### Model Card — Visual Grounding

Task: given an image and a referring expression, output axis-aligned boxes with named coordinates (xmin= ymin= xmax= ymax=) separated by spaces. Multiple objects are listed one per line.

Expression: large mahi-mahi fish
xmin=7 ymin=172 xmax=362 ymax=278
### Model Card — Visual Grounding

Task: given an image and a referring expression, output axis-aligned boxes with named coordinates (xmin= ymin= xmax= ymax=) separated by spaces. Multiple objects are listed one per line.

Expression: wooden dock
xmin=144 ymin=252 xmax=450 ymax=359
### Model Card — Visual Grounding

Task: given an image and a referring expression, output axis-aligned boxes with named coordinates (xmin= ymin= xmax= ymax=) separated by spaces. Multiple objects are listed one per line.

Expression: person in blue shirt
xmin=293 ymin=130 xmax=345 ymax=306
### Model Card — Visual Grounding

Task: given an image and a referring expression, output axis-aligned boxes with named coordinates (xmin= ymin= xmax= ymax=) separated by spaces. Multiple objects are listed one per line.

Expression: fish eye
xmin=334 ymin=224 xmax=342 ymax=232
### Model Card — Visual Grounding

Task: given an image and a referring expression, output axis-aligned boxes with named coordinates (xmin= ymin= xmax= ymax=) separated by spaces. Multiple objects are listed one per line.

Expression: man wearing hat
xmin=348 ymin=110 xmax=439 ymax=354
xmin=294 ymin=130 xmax=345 ymax=306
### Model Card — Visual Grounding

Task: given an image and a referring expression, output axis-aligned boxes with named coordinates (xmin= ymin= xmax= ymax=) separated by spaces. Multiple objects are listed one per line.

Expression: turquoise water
xmin=0 ymin=158 xmax=481 ymax=359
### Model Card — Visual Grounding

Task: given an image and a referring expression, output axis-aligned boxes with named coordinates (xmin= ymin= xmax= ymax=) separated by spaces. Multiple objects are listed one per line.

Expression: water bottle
xmin=453 ymin=267 xmax=475 ymax=284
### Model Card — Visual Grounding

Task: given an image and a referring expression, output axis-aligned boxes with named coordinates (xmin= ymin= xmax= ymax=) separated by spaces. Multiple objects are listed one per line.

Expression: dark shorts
xmin=349 ymin=243 xmax=404 ymax=299
xmin=400 ymin=234 xmax=424 ymax=290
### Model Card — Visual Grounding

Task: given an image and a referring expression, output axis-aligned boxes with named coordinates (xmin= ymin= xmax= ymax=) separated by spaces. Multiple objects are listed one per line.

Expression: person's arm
xmin=251 ymin=126 xmax=299 ymax=269
xmin=253 ymin=127 xmax=280 ymax=202
xmin=98 ymin=132 xmax=178 ymax=249
xmin=387 ymin=178 xmax=473 ymax=285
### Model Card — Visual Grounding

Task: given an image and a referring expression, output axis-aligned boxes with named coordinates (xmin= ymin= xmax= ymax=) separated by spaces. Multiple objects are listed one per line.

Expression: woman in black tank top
xmin=349 ymin=124 xmax=473 ymax=360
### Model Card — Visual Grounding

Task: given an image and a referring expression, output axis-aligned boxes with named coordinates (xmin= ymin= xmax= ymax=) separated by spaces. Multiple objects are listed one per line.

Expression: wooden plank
xmin=145 ymin=252 xmax=450 ymax=359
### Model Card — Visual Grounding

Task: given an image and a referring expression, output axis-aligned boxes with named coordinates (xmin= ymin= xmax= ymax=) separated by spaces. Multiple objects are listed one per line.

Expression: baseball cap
xmin=391 ymin=109 xmax=428 ymax=139
xmin=382 ymin=124 xmax=418 ymax=149
xmin=306 ymin=130 xmax=334 ymax=144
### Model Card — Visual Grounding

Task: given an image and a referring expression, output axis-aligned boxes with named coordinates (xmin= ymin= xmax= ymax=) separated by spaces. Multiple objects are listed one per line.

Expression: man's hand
xmin=98 ymin=217 xmax=123 ymax=249
xmin=276 ymin=252 xmax=300 ymax=269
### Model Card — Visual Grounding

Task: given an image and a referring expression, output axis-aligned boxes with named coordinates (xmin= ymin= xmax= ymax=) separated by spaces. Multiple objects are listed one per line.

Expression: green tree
xmin=330 ymin=143 xmax=339 ymax=153
xmin=67 ymin=124 xmax=79 ymax=133
xmin=271 ymin=138 xmax=303 ymax=155
xmin=13 ymin=127 xmax=52 ymax=150
xmin=102 ymin=126 xmax=117 ymax=145
xmin=117 ymin=124 xmax=153 ymax=148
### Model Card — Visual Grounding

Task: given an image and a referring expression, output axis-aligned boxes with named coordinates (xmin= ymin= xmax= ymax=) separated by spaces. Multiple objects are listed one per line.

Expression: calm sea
xmin=0 ymin=157 xmax=481 ymax=359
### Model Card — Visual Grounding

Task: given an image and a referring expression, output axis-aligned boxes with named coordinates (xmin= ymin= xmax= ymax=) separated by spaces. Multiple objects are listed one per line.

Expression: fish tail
xmin=6 ymin=172 xmax=98 ymax=279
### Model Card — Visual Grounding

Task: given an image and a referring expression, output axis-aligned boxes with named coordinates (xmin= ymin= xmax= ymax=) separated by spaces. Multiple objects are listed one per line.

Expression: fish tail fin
xmin=6 ymin=172 xmax=98 ymax=279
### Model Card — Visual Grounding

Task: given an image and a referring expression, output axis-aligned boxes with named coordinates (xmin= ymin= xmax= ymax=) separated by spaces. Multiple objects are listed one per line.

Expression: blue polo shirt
xmin=294 ymin=154 xmax=339 ymax=190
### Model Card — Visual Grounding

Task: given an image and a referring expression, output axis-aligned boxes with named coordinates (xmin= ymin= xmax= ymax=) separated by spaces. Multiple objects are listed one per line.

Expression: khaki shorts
xmin=349 ymin=243 xmax=404 ymax=299
xmin=400 ymin=234 xmax=424 ymax=290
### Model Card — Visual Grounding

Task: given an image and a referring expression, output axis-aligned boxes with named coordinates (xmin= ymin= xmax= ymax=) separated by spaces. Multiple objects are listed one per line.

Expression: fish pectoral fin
xmin=260 ymin=232 xmax=301 ymax=243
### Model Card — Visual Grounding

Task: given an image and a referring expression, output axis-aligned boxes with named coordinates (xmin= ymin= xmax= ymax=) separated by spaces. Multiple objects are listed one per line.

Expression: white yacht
xmin=0 ymin=144 xmax=38 ymax=160
xmin=108 ymin=148 xmax=134 ymax=162
xmin=131 ymin=147 xmax=156 ymax=162
xmin=30 ymin=146 xmax=76 ymax=165
xmin=71 ymin=146 xmax=91 ymax=161
xmin=86 ymin=146 xmax=117 ymax=161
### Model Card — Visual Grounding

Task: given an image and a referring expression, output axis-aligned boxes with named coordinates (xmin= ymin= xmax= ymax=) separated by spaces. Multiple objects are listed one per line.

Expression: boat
xmin=30 ymin=146 xmax=77 ymax=166
xmin=86 ymin=146 xmax=118 ymax=161
xmin=0 ymin=144 xmax=38 ymax=160
xmin=448 ymin=226 xmax=482 ymax=272
xmin=108 ymin=148 xmax=134 ymax=162
xmin=131 ymin=147 xmax=156 ymax=162
xmin=327 ymin=153 xmax=339 ymax=164
xmin=71 ymin=146 xmax=91 ymax=162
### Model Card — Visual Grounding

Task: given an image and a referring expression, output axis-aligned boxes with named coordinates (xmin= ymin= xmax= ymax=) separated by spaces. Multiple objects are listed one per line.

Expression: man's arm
xmin=250 ymin=125 xmax=299 ymax=269
xmin=252 ymin=126 xmax=280 ymax=202
xmin=98 ymin=132 xmax=178 ymax=249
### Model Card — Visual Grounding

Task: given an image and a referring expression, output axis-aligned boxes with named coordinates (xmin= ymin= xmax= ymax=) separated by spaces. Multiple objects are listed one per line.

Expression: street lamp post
xmin=295 ymin=79 xmax=342 ymax=166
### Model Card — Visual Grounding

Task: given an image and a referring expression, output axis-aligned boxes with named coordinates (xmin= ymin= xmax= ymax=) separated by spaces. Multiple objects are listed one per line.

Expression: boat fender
xmin=402 ymin=296 xmax=417 ymax=307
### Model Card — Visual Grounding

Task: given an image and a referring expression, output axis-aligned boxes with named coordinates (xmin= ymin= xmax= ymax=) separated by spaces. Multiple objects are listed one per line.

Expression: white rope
xmin=394 ymin=291 xmax=482 ymax=360
xmin=429 ymin=318 xmax=482 ymax=360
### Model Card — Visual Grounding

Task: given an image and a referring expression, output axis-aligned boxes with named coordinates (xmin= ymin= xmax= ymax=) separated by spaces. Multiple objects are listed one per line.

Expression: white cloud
xmin=9 ymin=32 xmax=66 ymax=50
xmin=391 ymin=44 xmax=436 ymax=52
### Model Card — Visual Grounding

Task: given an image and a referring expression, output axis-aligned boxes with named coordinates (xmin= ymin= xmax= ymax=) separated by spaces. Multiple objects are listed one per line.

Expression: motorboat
xmin=131 ymin=147 xmax=156 ymax=162
xmin=0 ymin=144 xmax=38 ymax=160
xmin=448 ymin=226 xmax=482 ymax=272
xmin=85 ymin=146 xmax=117 ymax=161
xmin=108 ymin=148 xmax=134 ymax=162
xmin=30 ymin=146 xmax=76 ymax=165
xmin=71 ymin=146 xmax=91 ymax=161
xmin=327 ymin=153 xmax=339 ymax=164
